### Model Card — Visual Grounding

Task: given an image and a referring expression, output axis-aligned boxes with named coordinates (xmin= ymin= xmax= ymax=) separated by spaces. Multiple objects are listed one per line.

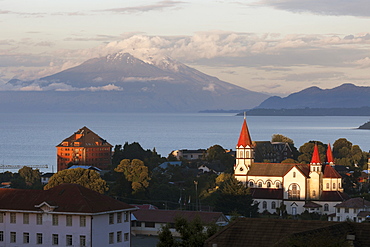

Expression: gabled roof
xmin=132 ymin=209 xmax=227 ymax=224
xmin=310 ymin=143 xmax=321 ymax=164
xmin=57 ymin=126 xmax=112 ymax=147
xmin=334 ymin=197 xmax=370 ymax=208
xmin=323 ymin=164 xmax=342 ymax=178
xmin=0 ymin=183 xmax=135 ymax=214
xmin=248 ymin=163 xmax=310 ymax=177
xmin=320 ymin=191 xmax=350 ymax=202
xmin=250 ymin=188 xmax=283 ymax=200
xmin=237 ymin=118 xmax=253 ymax=147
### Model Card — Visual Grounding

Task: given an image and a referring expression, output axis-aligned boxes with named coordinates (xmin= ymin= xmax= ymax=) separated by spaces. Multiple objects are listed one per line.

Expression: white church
xmin=234 ymin=117 xmax=349 ymax=216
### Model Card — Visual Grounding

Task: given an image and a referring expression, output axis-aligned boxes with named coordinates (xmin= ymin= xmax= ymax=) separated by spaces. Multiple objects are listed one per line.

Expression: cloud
xmin=348 ymin=57 xmax=370 ymax=68
xmin=202 ymin=83 xmax=216 ymax=92
xmin=100 ymin=1 xmax=186 ymax=14
xmin=256 ymin=0 xmax=370 ymax=17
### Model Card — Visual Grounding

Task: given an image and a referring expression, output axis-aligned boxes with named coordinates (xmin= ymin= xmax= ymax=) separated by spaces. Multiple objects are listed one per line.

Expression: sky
xmin=1 ymin=0 xmax=370 ymax=95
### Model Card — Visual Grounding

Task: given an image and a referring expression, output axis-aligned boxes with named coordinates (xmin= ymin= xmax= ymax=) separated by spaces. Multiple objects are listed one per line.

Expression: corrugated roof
xmin=132 ymin=209 xmax=226 ymax=224
xmin=0 ymin=183 xmax=134 ymax=214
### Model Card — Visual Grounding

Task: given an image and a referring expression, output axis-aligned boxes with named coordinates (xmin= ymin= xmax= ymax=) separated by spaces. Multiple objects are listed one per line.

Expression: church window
xmin=271 ymin=202 xmax=276 ymax=209
xmin=324 ymin=204 xmax=329 ymax=211
xmin=239 ymin=167 xmax=244 ymax=172
xmin=313 ymin=167 xmax=316 ymax=172
xmin=288 ymin=184 xmax=300 ymax=200
xmin=312 ymin=190 xmax=316 ymax=197
xmin=333 ymin=183 xmax=336 ymax=189
xmin=326 ymin=183 xmax=329 ymax=189
xmin=258 ymin=182 xmax=262 ymax=188
xmin=249 ymin=181 xmax=254 ymax=187
xmin=339 ymin=182 xmax=341 ymax=188
xmin=262 ymin=201 xmax=267 ymax=209
xmin=276 ymin=182 xmax=280 ymax=188
xmin=267 ymin=182 xmax=271 ymax=188
xmin=240 ymin=151 xmax=243 ymax=158
xmin=293 ymin=172 xmax=296 ymax=178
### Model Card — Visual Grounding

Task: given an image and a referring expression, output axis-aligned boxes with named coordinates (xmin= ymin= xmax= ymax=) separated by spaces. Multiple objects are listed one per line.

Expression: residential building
xmin=0 ymin=183 xmax=135 ymax=246
xmin=204 ymin=218 xmax=370 ymax=247
xmin=56 ymin=126 xmax=112 ymax=171
xmin=234 ymin=116 xmax=349 ymax=215
xmin=329 ymin=197 xmax=370 ymax=223
xmin=253 ymin=141 xmax=294 ymax=163
xmin=131 ymin=208 xmax=228 ymax=236
xmin=171 ymin=149 xmax=206 ymax=160
xmin=40 ymin=173 xmax=54 ymax=185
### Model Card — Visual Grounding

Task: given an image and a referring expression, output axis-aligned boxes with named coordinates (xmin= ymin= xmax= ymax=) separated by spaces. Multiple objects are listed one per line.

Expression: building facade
xmin=56 ymin=126 xmax=112 ymax=171
xmin=0 ymin=184 xmax=135 ymax=247
xmin=234 ymin=117 xmax=349 ymax=215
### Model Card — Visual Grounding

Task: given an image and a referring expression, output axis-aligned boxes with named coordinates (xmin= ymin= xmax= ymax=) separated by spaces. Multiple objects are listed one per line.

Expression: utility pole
xmin=194 ymin=180 xmax=198 ymax=211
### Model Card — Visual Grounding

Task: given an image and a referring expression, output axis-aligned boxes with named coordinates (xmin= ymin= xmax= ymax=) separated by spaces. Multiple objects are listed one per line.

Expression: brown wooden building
xmin=56 ymin=126 xmax=112 ymax=171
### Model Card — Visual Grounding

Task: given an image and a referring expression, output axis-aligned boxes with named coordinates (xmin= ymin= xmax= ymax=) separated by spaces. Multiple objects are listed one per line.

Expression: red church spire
xmin=310 ymin=143 xmax=321 ymax=164
xmin=326 ymin=143 xmax=334 ymax=164
xmin=237 ymin=114 xmax=253 ymax=147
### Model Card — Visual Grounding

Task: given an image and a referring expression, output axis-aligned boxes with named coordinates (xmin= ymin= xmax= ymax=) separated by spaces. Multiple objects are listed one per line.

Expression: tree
xmin=271 ymin=134 xmax=294 ymax=144
xmin=298 ymin=141 xmax=327 ymax=164
xmin=44 ymin=168 xmax=108 ymax=194
xmin=157 ymin=224 xmax=178 ymax=247
xmin=205 ymin=145 xmax=235 ymax=173
xmin=18 ymin=166 xmax=41 ymax=186
xmin=333 ymin=138 xmax=368 ymax=168
xmin=115 ymin=159 xmax=150 ymax=194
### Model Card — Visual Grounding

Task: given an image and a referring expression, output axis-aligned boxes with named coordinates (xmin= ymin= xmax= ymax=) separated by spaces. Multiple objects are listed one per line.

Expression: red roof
xmin=310 ymin=144 xmax=321 ymax=164
xmin=237 ymin=118 xmax=253 ymax=147
xmin=323 ymin=164 xmax=342 ymax=178
xmin=133 ymin=209 xmax=227 ymax=224
xmin=326 ymin=143 xmax=334 ymax=164
xmin=0 ymin=183 xmax=135 ymax=214
xmin=320 ymin=191 xmax=350 ymax=201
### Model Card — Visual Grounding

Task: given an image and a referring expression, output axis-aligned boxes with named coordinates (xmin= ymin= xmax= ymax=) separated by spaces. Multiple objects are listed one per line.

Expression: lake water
xmin=0 ymin=113 xmax=369 ymax=173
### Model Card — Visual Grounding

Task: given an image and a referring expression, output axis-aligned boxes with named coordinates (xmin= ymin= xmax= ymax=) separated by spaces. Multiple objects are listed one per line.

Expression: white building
xmin=329 ymin=197 xmax=370 ymax=223
xmin=234 ymin=116 xmax=349 ymax=216
xmin=0 ymin=183 xmax=136 ymax=247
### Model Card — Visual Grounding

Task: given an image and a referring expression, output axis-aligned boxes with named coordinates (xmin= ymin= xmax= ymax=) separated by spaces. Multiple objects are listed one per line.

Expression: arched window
xmin=249 ymin=181 xmax=254 ymax=187
xmin=263 ymin=201 xmax=267 ymax=209
xmin=288 ymin=183 xmax=300 ymax=199
xmin=246 ymin=151 xmax=250 ymax=158
xmin=293 ymin=172 xmax=296 ymax=178
xmin=313 ymin=167 xmax=316 ymax=172
xmin=267 ymin=182 xmax=271 ymax=188
xmin=313 ymin=190 xmax=316 ymax=197
xmin=271 ymin=201 xmax=276 ymax=209
xmin=324 ymin=204 xmax=329 ymax=211
xmin=240 ymin=151 xmax=243 ymax=158
xmin=333 ymin=183 xmax=336 ymax=189
xmin=258 ymin=182 xmax=262 ymax=188
xmin=276 ymin=182 xmax=280 ymax=188
xmin=326 ymin=183 xmax=329 ymax=189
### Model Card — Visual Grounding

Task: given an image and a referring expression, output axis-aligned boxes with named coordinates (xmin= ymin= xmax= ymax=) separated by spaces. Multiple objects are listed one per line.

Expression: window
xmin=337 ymin=208 xmax=340 ymax=213
xmin=109 ymin=232 xmax=114 ymax=244
xmin=10 ymin=232 xmax=16 ymax=243
xmin=80 ymin=235 xmax=86 ymax=247
xmin=124 ymin=233 xmax=129 ymax=242
xmin=293 ymin=172 xmax=296 ymax=178
xmin=249 ymin=181 xmax=254 ymax=187
xmin=66 ymin=215 xmax=72 ymax=226
xmin=145 ymin=222 xmax=155 ymax=228
xmin=271 ymin=201 xmax=276 ymax=209
xmin=37 ymin=214 xmax=42 ymax=225
xmin=0 ymin=213 xmax=3 ymax=223
xmin=267 ymin=182 xmax=271 ymax=188
xmin=10 ymin=212 xmax=16 ymax=223
xmin=326 ymin=183 xmax=329 ymax=189
xmin=276 ymin=182 xmax=280 ymax=188
xmin=117 ymin=212 xmax=122 ymax=223
xmin=23 ymin=232 xmax=30 ymax=243
xmin=258 ymin=182 xmax=262 ymax=188
xmin=262 ymin=201 xmax=267 ymax=209
xmin=324 ymin=204 xmax=329 ymax=211
xmin=333 ymin=183 xmax=336 ymax=189
xmin=339 ymin=182 xmax=341 ymax=189
xmin=288 ymin=184 xmax=300 ymax=200
xmin=52 ymin=234 xmax=58 ymax=245
xmin=124 ymin=212 xmax=129 ymax=222
xmin=66 ymin=235 xmax=72 ymax=246
xmin=345 ymin=208 xmax=349 ymax=213
xmin=109 ymin=213 xmax=114 ymax=224
xmin=52 ymin=215 xmax=59 ymax=226
xmin=23 ymin=213 xmax=29 ymax=224
xmin=337 ymin=216 xmax=340 ymax=221
xmin=37 ymin=233 xmax=43 ymax=244
xmin=312 ymin=190 xmax=316 ymax=197
xmin=117 ymin=231 xmax=122 ymax=242
xmin=0 ymin=231 xmax=3 ymax=242
xmin=80 ymin=216 xmax=86 ymax=227
xmin=240 ymin=151 xmax=243 ymax=158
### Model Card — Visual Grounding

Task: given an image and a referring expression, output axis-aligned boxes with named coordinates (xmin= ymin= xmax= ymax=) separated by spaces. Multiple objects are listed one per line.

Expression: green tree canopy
xmin=298 ymin=141 xmax=327 ymax=164
xmin=205 ymin=145 xmax=235 ymax=173
xmin=115 ymin=159 xmax=150 ymax=194
xmin=44 ymin=168 xmax=108 ymax=194
xmin=18 ymin=166 xmax=41 ymax=187
xmin=271 ymin=134 xmax=294 ymax=144
xmin=333 ymin=138 xmax=368 ymax=168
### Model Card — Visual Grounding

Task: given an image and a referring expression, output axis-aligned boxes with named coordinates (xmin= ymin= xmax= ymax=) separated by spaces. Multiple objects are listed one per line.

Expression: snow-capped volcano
xmin=4 ymin=53 xmax=268 ymax=112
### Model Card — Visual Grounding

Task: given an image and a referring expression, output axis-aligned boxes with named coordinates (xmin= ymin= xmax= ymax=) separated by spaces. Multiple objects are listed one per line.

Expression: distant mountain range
xmin=1 ymin=53 xmax=268 ymax=113
xmin=256 ymin=83 xmax=370 ymax=109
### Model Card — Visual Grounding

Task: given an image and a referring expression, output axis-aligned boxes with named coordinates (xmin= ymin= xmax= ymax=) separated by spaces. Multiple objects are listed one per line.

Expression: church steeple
xmin=310 ymin=143 xmax=322 ymax=173
xmin=234 ymin=114 xmax=254 ymax=182
xmin=326 ymin=143 xmax=334 ymax=165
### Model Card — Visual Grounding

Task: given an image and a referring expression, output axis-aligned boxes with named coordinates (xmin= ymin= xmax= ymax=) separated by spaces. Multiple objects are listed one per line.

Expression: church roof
xmin=310 ymin=143 xmax=321 ymax=164
xmin=326 ymin=143 xmax=334 ymax=164
xmin=247 ymin=163 xmax=310 ymax=177
xmin=323 ymin=164 xmax=342 ymax=178
xmin=320 ymin=191 xmax=350 ymax=202
xmin=237 ymin=118 xmax=253 ymax=147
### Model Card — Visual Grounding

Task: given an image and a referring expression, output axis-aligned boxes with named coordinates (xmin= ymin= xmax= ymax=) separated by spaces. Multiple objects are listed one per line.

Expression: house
xmin=328 ymin=197 xmax=370 ymax=222
xmin=40 ymin=173 xmax=54 ymax=185
xmin=234 ymin=116 xmax=349 ymax=215
xmin=254 ymin=141 xmax=294 ymax=163
xmin=0 ymin=183 xmax=136 ymax=246
xmin=131 ymin=209 xmax=228 ymax=237
xmin=171 ymin=149 xmax=206 ymax=160
xmin=56 ymin=126 xmax=113 ymax=171
xmin=204 ymin=218 xmax=370 ymax=247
